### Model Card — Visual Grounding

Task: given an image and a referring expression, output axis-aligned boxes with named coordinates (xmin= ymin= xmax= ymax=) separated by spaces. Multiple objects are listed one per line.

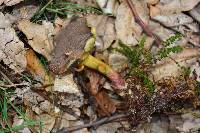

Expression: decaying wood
xmin=125 ymin=0 xmax=162 ymax=46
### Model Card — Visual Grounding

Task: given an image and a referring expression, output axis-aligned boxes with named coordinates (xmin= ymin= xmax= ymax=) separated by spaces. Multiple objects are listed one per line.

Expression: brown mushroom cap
xmin=49 ymin=17 xmax=92 ymax=74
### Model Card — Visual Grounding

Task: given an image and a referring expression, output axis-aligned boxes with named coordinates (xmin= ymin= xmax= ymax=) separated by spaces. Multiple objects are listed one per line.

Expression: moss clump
xmin=117 ymin=33 xmax=184 ymax=94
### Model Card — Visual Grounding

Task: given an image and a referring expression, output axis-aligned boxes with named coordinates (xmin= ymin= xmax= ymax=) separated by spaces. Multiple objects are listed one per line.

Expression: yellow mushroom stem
xmin=81 ymin=53 xmax=126 ymax=90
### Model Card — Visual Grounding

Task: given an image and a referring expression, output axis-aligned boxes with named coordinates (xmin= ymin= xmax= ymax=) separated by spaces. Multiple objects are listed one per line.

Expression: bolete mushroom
xmin=49 ymin=17 xmax=125 ymax=90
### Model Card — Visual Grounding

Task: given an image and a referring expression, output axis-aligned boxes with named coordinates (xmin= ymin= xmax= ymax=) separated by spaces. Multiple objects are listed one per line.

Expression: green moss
xmin=116 ymin=37 xmax=155 ymax=94
xmin=156 ymin=46 xmax=183 ymax=60
xmin=116 ymin=33 xmax=184 ymax=94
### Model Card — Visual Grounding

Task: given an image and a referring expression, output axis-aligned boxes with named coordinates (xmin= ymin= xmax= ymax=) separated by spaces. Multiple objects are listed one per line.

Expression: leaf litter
xmin=0 ymin=0 xmax=200 ymax=133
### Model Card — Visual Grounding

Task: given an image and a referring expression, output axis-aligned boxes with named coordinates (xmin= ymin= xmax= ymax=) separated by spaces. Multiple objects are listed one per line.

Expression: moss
xmin=117 ymin=33 xmax=184 ymax=94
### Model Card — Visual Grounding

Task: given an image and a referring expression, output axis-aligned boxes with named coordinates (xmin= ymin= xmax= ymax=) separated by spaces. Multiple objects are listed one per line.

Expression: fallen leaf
xmin=94 ymin=90 xmax=116 ymax=116
xmin=26 ymin=49 xmax=52 ymax=89
xmin=108 ymin=53 xmax=128 ymax=72
xmin=53 ymin=74 xmax=84 ymax=109
xmin=173 ymin=25 xmax=200 ymax=47
xmin=150 ymin=49 xmax=200 ymax=81
xmin=151 ymin=13 xmax=193 ymax=27
xmin=92 ymin=122 xmax=123 ymax=133
xmin=149 ymin=21 xmax=188 ymax=45
xmin=85 ymin=69 xmax=116 ymax=116
xmin=150 ymin=0 xmax=200 ymax=16
xmin=86 ymin=69 xmax=103 ymax=95
xmin=0 ymin=0 xmax=24 ymax=6
xmin=87 ymin=15 xmax=116 ymax=51
xmin=0 ymin=12 xmax=27 ymax=73
xmin=11 ymin=4 xmax=39 ymax=21
xmin=115 ymin=1 xmax=149 ymax=45
xmin=18 ymin=20 xmax=54 ymax=61
xmin=189 ymin=3 xmax=200 ymax=23
xmin=54 ymin=74 xmax=80 ymax=94
xmin=26 ymin=109 xmax=55 ymax=133
xmin=96 ymin=0 xmax=119 ymax=15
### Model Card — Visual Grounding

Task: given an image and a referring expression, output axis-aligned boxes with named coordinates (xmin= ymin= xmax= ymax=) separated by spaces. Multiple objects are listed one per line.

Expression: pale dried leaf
xmin=181 ymin=111 xmax=200 ymax=132
xmin=145 ymin=0 xmax=159 ymax=5
xmin=150 ymin=49 xmax=200 ymax=81
xmin=172 ymin=25 xmax=200 ymax=47
xmin=150 ymin=0 xmax=200 ymax=16
xmin=87 ymin=15 xmax=116 ymax=51
xmin=54 ymin=74 xmax=80 ymax=94
xmin=26 ymin=109 xmax=55 ymax=133
xmin=0 ymin=12 xmax=26 ymax=73
xmin=59 ymin=119 xmax=89 ymax=133
xmin=189 ymin=4 xmax=200 ymax=23
xmin=151 ymin=13 xmax=193 ymax=27
xmin=115 ymin=1 xmax=149 ymax=45
xmin=12 ymin=4 xmax=39 ymax=21
xmin=96 ymin=0 xmax=119 ymax=15
xmin=108 ymin=53 xmax=128 ymax=72
xmin=18 ymin=20 xmax=54 ymax=61
xmin=149 ymin=21 xmax=188 ymax=45
xmin=0 ymin=0 xmax=23 ymax=6
xmin=93 ymin=122 xmax=122 ymax=133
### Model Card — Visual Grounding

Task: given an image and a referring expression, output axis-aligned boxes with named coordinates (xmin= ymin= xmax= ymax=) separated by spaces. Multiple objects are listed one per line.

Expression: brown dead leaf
xmin=0 ymin=12 xmax=27 ymax=73
xmin=85 ymin=69 xmax=116 ymax=116
xmin=86 ymin=69 xmax=103 ymax=95
xmin=150 ymin=0 xmax=200 ymax=16
xmin=26 ymin=109 xmax=55 ymax=133
xmin=18 ymin=20 xmax=54 ymax=61
xmin=115 ymin=1 xmax=150 ymax=46
xmin=0 ymin=0 xmax=24 ymax=6
xmin=26 ymin=49 xmax=53 ymax=90
xmin=87 ymin=15 xmax=116 ymax=51
xmin=94 ymin=90 xmax=116 ymax=116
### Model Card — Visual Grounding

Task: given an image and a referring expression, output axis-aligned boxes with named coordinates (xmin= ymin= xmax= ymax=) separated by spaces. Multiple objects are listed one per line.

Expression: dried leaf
xmin=0 ymin=0 xmax=24 ymax=6
xmin=94 ymin=91 xmax=116 ymax=116
xmin=150 ymin=0 xmax=200 ymax=16
xmin=96 ymin=0 xmax=119 ymax=15
xmin=18 ymin=20 xmax=54 ymax=61
xmin=26 ymin=49 xmax=52 ymax=87
xmin=151 ymin=13 xmax=193 ymax=27
xmin=85 ymin=69 xmax=116 ymax=116
xmin=86 ymin=69 xmax=103 ymax=95
xmin=150 ymin=49 xmax=200 ymax=81
xmin=87 ymin=15 xmax=116 ymax=51
xmin=0 ymin=12 xmax=27 ymax=73
xmin=108 ymin=53 xmax=128 ymax=72
xmin=189 ymin=3 xmax=200 ymax=23
xmin=115 ymin=1 xmax=149 ymax=45
xmin=26 ymin=109 xmax=55 ymax=133
xmin=54 ymin=74 xmax=80 ymax=94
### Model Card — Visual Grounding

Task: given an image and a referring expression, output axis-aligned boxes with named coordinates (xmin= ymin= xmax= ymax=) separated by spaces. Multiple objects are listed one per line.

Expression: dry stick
xmin=125 ymin=0 xmax=162 ymax=46
xmin=57 ymin=113 xmax=129 ymax=133
xmin=0 ymin=83 xmax=28 ymax=88
xmin=0 ymin=70 xmax=13 ymax=85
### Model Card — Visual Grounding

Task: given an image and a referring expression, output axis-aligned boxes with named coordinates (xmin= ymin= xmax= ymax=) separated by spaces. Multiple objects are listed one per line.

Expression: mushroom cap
xmin=49 ymin=17 xmax=92 ymax=74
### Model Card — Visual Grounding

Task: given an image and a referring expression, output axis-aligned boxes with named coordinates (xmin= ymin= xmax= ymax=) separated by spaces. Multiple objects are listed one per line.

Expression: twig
xmin=57 ymin=113 xmax=129 ymax=133
xmin=125 ymin=0 xmax=162 ymax=46
xmin=0 ymin=70 xmax=13 ymax=85
xmin=0 ymin=83 xmax=28 ymax=88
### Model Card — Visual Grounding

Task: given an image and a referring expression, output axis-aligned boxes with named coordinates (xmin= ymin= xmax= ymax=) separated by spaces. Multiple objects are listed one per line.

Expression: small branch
xmin=0 ymin=83 xmax=28 ymax=88
xmin=57 ymin=113 xmax=129 ymax=133
xmin=0 ymin=70 xmax=13 ymax=85
xmin=125 ymin=0 xmax=162 ymax=46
